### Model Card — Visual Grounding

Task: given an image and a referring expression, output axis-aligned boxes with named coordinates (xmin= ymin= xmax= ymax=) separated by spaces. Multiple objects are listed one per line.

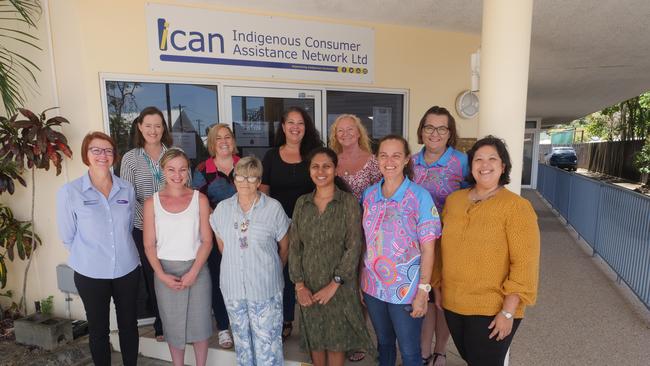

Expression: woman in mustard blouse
xmin=432 ymin=136 xmax=540 ymax=366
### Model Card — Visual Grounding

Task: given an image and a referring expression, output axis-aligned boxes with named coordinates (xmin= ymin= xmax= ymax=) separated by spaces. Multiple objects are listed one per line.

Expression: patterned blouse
xmin=412 ymin=146 xmax=469 ymax=213
xmin=360 ymin=178 xmax=442 ymax=304
xmin=340 ymin=155 xmax=382 ymax=201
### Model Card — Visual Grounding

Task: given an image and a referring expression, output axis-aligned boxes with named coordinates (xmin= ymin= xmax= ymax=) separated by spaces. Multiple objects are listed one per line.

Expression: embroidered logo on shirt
xmin=83 ymin=200 xmax=98 ymax=205
xmin=116 ymin=200 xmax=129 ymax=204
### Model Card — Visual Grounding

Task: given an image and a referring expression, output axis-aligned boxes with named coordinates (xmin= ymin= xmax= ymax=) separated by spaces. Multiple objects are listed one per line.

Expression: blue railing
xmin=537 ymin=164 xmax=650 ymax=310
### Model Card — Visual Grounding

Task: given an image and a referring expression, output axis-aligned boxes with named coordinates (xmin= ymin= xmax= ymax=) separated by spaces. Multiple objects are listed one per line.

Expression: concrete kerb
xmin=533 ymin=190 xmax=650 ymax=328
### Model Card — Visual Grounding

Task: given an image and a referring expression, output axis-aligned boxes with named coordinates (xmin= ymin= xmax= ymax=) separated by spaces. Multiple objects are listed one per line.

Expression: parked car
xmin=546 ymin=146 xmax=578 ymax=170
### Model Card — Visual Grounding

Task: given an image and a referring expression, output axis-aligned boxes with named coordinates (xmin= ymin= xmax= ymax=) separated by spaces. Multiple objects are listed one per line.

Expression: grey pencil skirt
xmin=154 ymin=259 xmax=212 ymax=349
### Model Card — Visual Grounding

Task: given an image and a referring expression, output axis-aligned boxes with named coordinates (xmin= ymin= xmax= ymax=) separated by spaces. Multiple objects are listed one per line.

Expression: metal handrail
xmin=536 ymin=164 xmax=650 ymax=310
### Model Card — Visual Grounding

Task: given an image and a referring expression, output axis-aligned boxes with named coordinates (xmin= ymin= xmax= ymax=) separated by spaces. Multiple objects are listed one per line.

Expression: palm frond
xmin=0 ymin=0 xmax=42 ymax=115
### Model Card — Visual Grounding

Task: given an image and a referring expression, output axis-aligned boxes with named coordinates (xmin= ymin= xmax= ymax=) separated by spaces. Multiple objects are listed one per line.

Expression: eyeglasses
xmin=88 ymin=147 xmax=114 ymax=156
xmin=234 ymin=175 xmax=259 ymax=183
xmin=422 ymin=125 xmax=450 ymax=136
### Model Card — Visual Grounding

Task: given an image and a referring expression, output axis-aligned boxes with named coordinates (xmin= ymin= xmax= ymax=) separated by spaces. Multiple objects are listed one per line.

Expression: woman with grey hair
xmin=211 ymin=156 xmax=290 ymax=366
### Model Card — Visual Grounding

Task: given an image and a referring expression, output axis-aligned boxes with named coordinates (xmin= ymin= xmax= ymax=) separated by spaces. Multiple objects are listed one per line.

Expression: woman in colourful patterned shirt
xmin=361 ymin=135 xmax=442 ymax=366
xmin=412 ymin=106 xmax=468 ymax=366
xmin=330 ymin=114 xmax=382 ymax=202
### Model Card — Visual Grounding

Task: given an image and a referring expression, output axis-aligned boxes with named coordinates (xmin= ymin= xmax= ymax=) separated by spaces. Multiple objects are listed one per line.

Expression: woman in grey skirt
xmin=143 ymin=148 xmax=214 ymax=366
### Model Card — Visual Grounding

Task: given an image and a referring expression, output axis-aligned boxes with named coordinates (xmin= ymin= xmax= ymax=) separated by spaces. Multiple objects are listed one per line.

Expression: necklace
xmin=235 ymin=195 xmax=259 ymax=249
xmin=469 ymin=186 xmax=502 ymax=203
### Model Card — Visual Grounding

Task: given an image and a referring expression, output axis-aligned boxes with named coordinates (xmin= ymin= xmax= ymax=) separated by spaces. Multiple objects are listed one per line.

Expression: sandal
xmin=218 ymin=330 xmax=234 ymax=349
xmin=281 ymin=322 xmax=293 ymax=341
xmin=432 ymin=352 xmax=446 ymax=366
xmin=155 ymin=334 xmax=165 ymax=342
xmin=348 ymin=350 xmax=366 ymax=362
xmin=422 ymin=354 xmax=434 ymax=365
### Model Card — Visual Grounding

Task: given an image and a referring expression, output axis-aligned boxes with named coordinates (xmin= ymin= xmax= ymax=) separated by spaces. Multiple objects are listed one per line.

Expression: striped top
xmin=119 ymin=146 xmax=168 ymax=230
xmin=210 ymin=192 xmax=290 ymax=301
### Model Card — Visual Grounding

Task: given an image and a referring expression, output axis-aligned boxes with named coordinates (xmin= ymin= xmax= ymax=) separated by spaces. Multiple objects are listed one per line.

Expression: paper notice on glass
xmin=233 ymin=121 xmax=269 ymax=147
xmin=372 ymin=107 xmax=392 ymax=138
xmin=171 ymin=132 xmax=197 ymax=159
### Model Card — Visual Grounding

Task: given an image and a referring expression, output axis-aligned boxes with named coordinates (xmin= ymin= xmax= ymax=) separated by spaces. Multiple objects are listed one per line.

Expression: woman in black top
xmin=260 ymin=106 xmax=323 ymax=340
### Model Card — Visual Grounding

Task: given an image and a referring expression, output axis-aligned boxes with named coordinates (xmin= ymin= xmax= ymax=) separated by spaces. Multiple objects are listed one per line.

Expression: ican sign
xmin=146 ymin=3 xmax=375 ymax=83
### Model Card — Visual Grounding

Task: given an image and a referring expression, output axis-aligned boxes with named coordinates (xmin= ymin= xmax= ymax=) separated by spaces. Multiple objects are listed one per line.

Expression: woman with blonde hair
xmin=192 ymin=123 xmax=240 ymax=348
xmin=143 ymin=148 xmax=213 ymax=366
xmin=329 ymin=114 xmax=381 ymax=202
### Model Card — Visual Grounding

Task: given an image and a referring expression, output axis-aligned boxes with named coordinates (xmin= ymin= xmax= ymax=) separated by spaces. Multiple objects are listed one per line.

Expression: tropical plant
xmin=39 ymin=294 xmax=52 ymax=314
xmin=0 ymin=108 xmax=71 ymax=314
xmin=634 ymin=140 xmax=650 ymax=184
xmin=0 ymin=203 xmax=41 ymax=289
xmin=0 ymin=0 xmax=42 ymax=115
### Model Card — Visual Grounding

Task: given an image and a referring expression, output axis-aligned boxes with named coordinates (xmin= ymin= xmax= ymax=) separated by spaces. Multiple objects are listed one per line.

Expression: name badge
xmin=117 ymin=199 xmax=129 ymax=204
xmin=83 ymin=200 xmax=98 ymax=205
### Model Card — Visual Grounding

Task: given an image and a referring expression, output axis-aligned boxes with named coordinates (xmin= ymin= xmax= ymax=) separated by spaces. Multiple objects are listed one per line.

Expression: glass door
xmin=223 ymin=86 xmax=322 ymax=160
xmin=521 ymin=129 xmax=540 ymax=188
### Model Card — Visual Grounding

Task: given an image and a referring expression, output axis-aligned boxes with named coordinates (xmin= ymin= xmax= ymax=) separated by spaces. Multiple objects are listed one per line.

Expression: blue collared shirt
xmin=56 ymin=172 xmax=140 ymax=279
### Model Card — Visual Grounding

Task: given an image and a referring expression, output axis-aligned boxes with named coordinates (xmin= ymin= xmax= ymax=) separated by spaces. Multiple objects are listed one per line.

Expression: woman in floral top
xmin=330 ymin=114 xmax=381 ymax=201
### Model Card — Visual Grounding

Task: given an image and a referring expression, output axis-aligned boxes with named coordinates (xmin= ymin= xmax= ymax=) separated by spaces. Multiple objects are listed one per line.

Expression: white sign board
xmin=146 ymin=3 xmax=374 ymax=83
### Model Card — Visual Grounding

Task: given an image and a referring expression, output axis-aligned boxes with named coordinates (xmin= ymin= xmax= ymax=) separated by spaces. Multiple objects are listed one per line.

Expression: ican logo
xmin=157 ymin=18 xmax=224 ymax=53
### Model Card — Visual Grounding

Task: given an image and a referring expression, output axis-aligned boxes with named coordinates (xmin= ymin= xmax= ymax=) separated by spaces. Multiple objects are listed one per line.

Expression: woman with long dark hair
xmin=289 ymin=147 xmax=373 ymax=366
xmin=260 ymin=106 xmax=323 ymax=340
xmin=120 ymin=106 xmax=173 ymax=340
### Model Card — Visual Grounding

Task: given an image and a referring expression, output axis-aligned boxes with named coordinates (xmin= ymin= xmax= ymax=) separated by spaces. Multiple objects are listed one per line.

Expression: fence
xmin=537 ymin=163 xmax=650 ymax=310
xmin=539 ymin=140 xmax=647 ymax=184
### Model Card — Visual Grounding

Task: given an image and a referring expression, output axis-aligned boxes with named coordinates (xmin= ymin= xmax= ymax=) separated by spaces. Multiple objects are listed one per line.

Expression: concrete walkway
xmin=511 ymin=190 xmax=650 ymax=365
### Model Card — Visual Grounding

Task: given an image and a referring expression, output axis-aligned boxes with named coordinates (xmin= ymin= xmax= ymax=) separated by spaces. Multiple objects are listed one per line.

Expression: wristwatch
xmin=500 ymin=310 xmax=513 ymax=319
xmin=417 ymin=283 xmax=432 ymax=293
xmin=333 ymin=275 xmax=344 ymax=285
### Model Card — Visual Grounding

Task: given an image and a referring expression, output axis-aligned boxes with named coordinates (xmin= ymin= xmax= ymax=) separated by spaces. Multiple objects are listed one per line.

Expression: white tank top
xmin=153 ymin=190 xmax=201 ymax=261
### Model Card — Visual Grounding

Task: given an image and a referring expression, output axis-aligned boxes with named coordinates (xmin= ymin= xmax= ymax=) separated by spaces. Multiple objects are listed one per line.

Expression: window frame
xmin=99 ymin=73 xmax=409 ymax=147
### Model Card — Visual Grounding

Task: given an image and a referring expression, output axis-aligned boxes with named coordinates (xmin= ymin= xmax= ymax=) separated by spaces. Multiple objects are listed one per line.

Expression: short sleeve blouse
xmin=360 ymin=178 xmax=442 ymax=304
xmin=261 ymin=147 xmax=314 ymax=217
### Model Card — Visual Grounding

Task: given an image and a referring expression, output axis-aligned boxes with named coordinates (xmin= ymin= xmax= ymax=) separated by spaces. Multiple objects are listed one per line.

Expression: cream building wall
xmin=1 ymin=0 xmax=480 ymax=318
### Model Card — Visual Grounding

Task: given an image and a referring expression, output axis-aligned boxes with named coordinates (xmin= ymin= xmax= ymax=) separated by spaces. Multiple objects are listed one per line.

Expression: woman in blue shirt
xmin=56 ymin=132 xmax=140 ymax=366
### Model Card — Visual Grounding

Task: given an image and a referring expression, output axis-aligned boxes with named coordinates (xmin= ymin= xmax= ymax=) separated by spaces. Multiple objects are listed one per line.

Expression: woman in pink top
xmin=330 ymin=114 xmax=381 ymax=202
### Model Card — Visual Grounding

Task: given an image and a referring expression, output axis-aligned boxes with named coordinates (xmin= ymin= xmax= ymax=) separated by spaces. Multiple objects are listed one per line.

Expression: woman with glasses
xmin=192 ymin=123 xmax=239 ymax=349
xmin=260 ymin=106 xmax=323 ymax=340
xmin=57 ymin=132 xmax=140 ymax=366
xmin=361 ymin=135 xmax=442 ymax=366
xmin=143 ymin=149 xmax=213 ymax=366
xmin=211 ymin=156 xmax=290 ymax=366
xmin=412 ymin=106 xmax=468 ymax=366
xmin=120 ymin=106 xmax=173 ymax=341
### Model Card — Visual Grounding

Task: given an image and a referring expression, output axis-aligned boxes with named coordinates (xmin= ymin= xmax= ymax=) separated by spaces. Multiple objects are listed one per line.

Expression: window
xmin=105 ymin=81 xmax=218 ymax=171
xmin=326 ymin=90 xmax=404 ymax=151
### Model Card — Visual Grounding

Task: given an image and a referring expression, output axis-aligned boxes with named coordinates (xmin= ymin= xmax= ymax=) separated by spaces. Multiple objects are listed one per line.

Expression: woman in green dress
xmin=289 ymin=147 xmax=375 ymax=366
